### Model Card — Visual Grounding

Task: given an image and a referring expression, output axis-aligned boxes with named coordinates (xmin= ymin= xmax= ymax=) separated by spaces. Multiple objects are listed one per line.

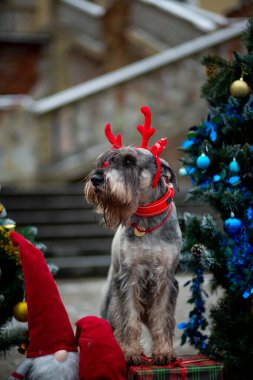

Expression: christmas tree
xmin=178 ymin=19 xmax=253 ymax=380
xmin=0 ymin=201 xmax=56 ymax=355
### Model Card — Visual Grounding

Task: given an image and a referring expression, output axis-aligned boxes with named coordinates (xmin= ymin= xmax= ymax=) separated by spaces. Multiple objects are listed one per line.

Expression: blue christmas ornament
xmin=224 ymin=213 xmax=242 ymax=236
xmin=229 ymin=158 xmax=240 ymax=174
xmin=228 ymin=176 xmax=240 ymax=185
xmin=179 ymin=167 xmax=188 ymax=177
xmin=242 ymin=290 xmax=250 ymax=299
xmin=242 ymin=288 xmax=253 ymax=299
xmin=196 ymin=153 xmax=210 ymax=169
xmin=213 ymin=174 xmax=221 ymax=182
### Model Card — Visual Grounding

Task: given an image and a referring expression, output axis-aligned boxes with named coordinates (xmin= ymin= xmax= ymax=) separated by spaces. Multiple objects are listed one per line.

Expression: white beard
xmin=27 ymin=352 xmax=79 ymax=380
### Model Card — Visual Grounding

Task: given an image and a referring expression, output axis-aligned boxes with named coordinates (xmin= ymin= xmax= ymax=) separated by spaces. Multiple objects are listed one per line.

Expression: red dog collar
xmin=134 ymin=183 xmax=174 ymax=218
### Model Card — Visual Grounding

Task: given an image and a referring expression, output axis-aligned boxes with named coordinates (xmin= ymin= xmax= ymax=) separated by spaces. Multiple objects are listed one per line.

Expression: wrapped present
xmin=127 ymin=354 xmax=223 ymax=380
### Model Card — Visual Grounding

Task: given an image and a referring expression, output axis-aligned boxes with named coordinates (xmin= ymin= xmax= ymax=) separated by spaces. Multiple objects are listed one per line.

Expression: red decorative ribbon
xmin=11 ymin=372 xmax=24 ymax=380
xmin=168 ymin=359 xmax=186 ymax=380
xmin=138 ymin=357 xmax=186 ymax=379
xmin=168 ymin=357 xmax=215 ymax=380
xmin=134 ymin=184 xmax=174 ymax=218
xmin=139 ymin=354 xmax=211 ymax=380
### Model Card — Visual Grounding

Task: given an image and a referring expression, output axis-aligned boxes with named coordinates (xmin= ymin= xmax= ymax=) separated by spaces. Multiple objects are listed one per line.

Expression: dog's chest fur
xmin=111 ymin=223 xmax=180 ymax=304
xmin=121 ymin=232 xmax=176 ymax=269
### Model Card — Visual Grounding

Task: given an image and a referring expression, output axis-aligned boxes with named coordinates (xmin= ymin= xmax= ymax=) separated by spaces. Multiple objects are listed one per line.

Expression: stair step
xmin=44 ymin=238 xmax=113 ymax=257
xmin=1 ymin=184 xmax=84 ymax=196
xmin=36 ymin=224 xmax=112 ymax=239
xmin=5 ymin=209 xmax=98 ymax=225
xmin=0 ymin=185 xmax=220 ymax=278
xmin=1 ymin=185 xmax=114 ymax=277
xmin=1 ymin=195 xmax=89 ymax=211
xmin=51 ymin=255 xmax=111 ymax=278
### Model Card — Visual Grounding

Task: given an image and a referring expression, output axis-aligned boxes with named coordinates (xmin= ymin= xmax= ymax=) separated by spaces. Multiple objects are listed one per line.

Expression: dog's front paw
xmin=126 ymin=353 xmax=143 ymax=365
xmin=152 ymin=350 xmax=177 ymax=365
xmin=122 ymin=347 xmax=143 ymax=365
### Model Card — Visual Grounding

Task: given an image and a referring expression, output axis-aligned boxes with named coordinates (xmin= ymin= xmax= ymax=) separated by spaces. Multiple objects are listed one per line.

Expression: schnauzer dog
xmin=85 ymin=106 xmax=182 ymax=365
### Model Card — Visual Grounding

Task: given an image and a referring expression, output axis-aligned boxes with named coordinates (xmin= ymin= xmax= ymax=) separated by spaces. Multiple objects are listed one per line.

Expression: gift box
xmin=127 ymin=354 xmax=223 ymax=380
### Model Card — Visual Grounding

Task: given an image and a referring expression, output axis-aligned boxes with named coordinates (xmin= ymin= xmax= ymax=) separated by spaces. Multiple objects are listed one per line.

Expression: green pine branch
xmin=0 ymin=325 xmax=27 ymax=355
xmin=201 ymin=54 xmax=231 ymax=69
xmin=201 ymin=66 xmax=236 ymax=105
xmin=241 ymin=18 xmax=253 ymax=54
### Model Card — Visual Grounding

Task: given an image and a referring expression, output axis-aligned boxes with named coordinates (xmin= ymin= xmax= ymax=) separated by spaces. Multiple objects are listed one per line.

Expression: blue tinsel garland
xmin=179 ymin=92 xmax=253 ymax=350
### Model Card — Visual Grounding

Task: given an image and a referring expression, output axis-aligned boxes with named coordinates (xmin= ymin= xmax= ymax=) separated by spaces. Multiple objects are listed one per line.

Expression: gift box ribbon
xmin=139 ymin=354 xmax=214 ymax=380
xmin=164 ymin=359 xmax=187 ymax=380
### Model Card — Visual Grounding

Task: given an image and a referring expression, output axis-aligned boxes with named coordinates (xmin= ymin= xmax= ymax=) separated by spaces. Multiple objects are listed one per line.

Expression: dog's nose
xmin=91 ymin=170 xmax=104 ymax=187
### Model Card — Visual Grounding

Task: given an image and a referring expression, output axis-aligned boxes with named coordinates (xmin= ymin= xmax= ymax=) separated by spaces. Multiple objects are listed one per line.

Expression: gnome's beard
xmin=27 ymin=352 xmax=79 ymax=380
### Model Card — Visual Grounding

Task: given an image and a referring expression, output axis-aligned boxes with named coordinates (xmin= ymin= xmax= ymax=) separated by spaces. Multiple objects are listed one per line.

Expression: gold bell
xmin=134 ymin=226 xmax=146 ymax=237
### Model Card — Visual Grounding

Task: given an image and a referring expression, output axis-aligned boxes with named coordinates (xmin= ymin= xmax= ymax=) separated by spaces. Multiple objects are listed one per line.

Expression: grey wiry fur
xmin=85 ymin=147 xmax=182 ymax=365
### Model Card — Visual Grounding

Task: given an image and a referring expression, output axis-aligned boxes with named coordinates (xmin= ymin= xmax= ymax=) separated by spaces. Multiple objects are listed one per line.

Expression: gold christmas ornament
xmin=230 ymin=77 xmax=250 ymax=98
xmin=13 ymin=301 xmax=28 ymax=322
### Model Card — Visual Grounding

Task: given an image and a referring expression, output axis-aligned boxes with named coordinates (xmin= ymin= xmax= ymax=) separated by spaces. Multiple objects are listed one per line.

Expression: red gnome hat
xmin=10 ymin=231 xmax=77 ymax=358
xmin=76 ymin=316 xmax=126 ymax=380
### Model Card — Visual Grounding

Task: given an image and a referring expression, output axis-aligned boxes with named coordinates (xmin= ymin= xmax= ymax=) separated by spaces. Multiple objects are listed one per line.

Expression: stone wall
xmin=0 ymin=106 xmax=38 ymax=184
xmin=0 ymin=35 xmax=242 ymax=187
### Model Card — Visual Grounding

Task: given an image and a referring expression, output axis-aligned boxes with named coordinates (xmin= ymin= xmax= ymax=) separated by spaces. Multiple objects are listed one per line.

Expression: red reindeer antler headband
xmin=104 ymin=106 xmax=167 ymax=188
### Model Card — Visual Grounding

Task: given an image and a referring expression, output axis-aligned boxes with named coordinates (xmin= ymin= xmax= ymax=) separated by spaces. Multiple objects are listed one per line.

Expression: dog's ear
xmin=160 ymin=159 xmax=179 ymax=191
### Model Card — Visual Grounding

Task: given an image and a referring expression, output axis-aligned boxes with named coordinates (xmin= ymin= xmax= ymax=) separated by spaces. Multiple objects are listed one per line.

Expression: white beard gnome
xmin=8 ymin=232 xmax=126 ymax=380
xmin=9 ymin=231 xmax=79 ymax=380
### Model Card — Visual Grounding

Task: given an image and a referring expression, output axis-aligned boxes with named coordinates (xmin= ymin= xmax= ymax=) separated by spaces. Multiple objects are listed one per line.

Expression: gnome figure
xmin=9 ymin=231 xmax=79 ymax=380
xmin=9 ymin=232 xmax=126 ymax=380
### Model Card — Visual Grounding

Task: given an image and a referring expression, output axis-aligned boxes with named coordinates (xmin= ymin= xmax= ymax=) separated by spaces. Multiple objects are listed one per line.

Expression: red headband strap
xmin=152 ymin=155 xmax=161 ymax=188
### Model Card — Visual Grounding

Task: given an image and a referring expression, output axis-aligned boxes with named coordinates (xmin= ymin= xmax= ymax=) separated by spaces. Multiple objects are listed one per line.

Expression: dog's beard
xmin=85 ymin=175 xmax=139 ymax=229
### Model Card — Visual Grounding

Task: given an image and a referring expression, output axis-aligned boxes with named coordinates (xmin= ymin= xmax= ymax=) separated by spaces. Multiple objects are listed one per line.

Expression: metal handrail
xmin=0 ymin=19 xmax=246 ymax=116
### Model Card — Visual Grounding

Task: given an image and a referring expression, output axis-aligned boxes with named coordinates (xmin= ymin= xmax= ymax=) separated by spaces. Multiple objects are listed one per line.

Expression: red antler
xmin=150 ymin=138 xmax=167 ymax=156
xmin=137 ymin=106 xmax=156 ymax=148
xmin=104 ymin=123 xmax=123 ymax=149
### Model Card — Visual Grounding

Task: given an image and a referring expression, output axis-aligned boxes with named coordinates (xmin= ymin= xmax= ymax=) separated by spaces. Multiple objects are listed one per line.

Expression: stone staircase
xmin=0 ymin=183 xmax=113 ymax=277
xmin=0 ymin=183 xmax=219 ymax=278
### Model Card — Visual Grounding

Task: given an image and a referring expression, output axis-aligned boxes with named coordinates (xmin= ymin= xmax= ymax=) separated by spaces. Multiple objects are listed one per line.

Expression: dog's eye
xmin=123 ymin=155 xmax=136 ymax=166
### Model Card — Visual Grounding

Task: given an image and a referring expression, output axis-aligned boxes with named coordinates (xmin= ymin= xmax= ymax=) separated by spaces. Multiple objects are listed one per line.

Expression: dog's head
xmin=85 ymin=107 xmax=178 ymax=229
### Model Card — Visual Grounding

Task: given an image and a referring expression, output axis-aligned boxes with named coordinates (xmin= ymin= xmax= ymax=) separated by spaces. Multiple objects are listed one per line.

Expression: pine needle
xmin=241 ymin=18 xmax=253 ymax=54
